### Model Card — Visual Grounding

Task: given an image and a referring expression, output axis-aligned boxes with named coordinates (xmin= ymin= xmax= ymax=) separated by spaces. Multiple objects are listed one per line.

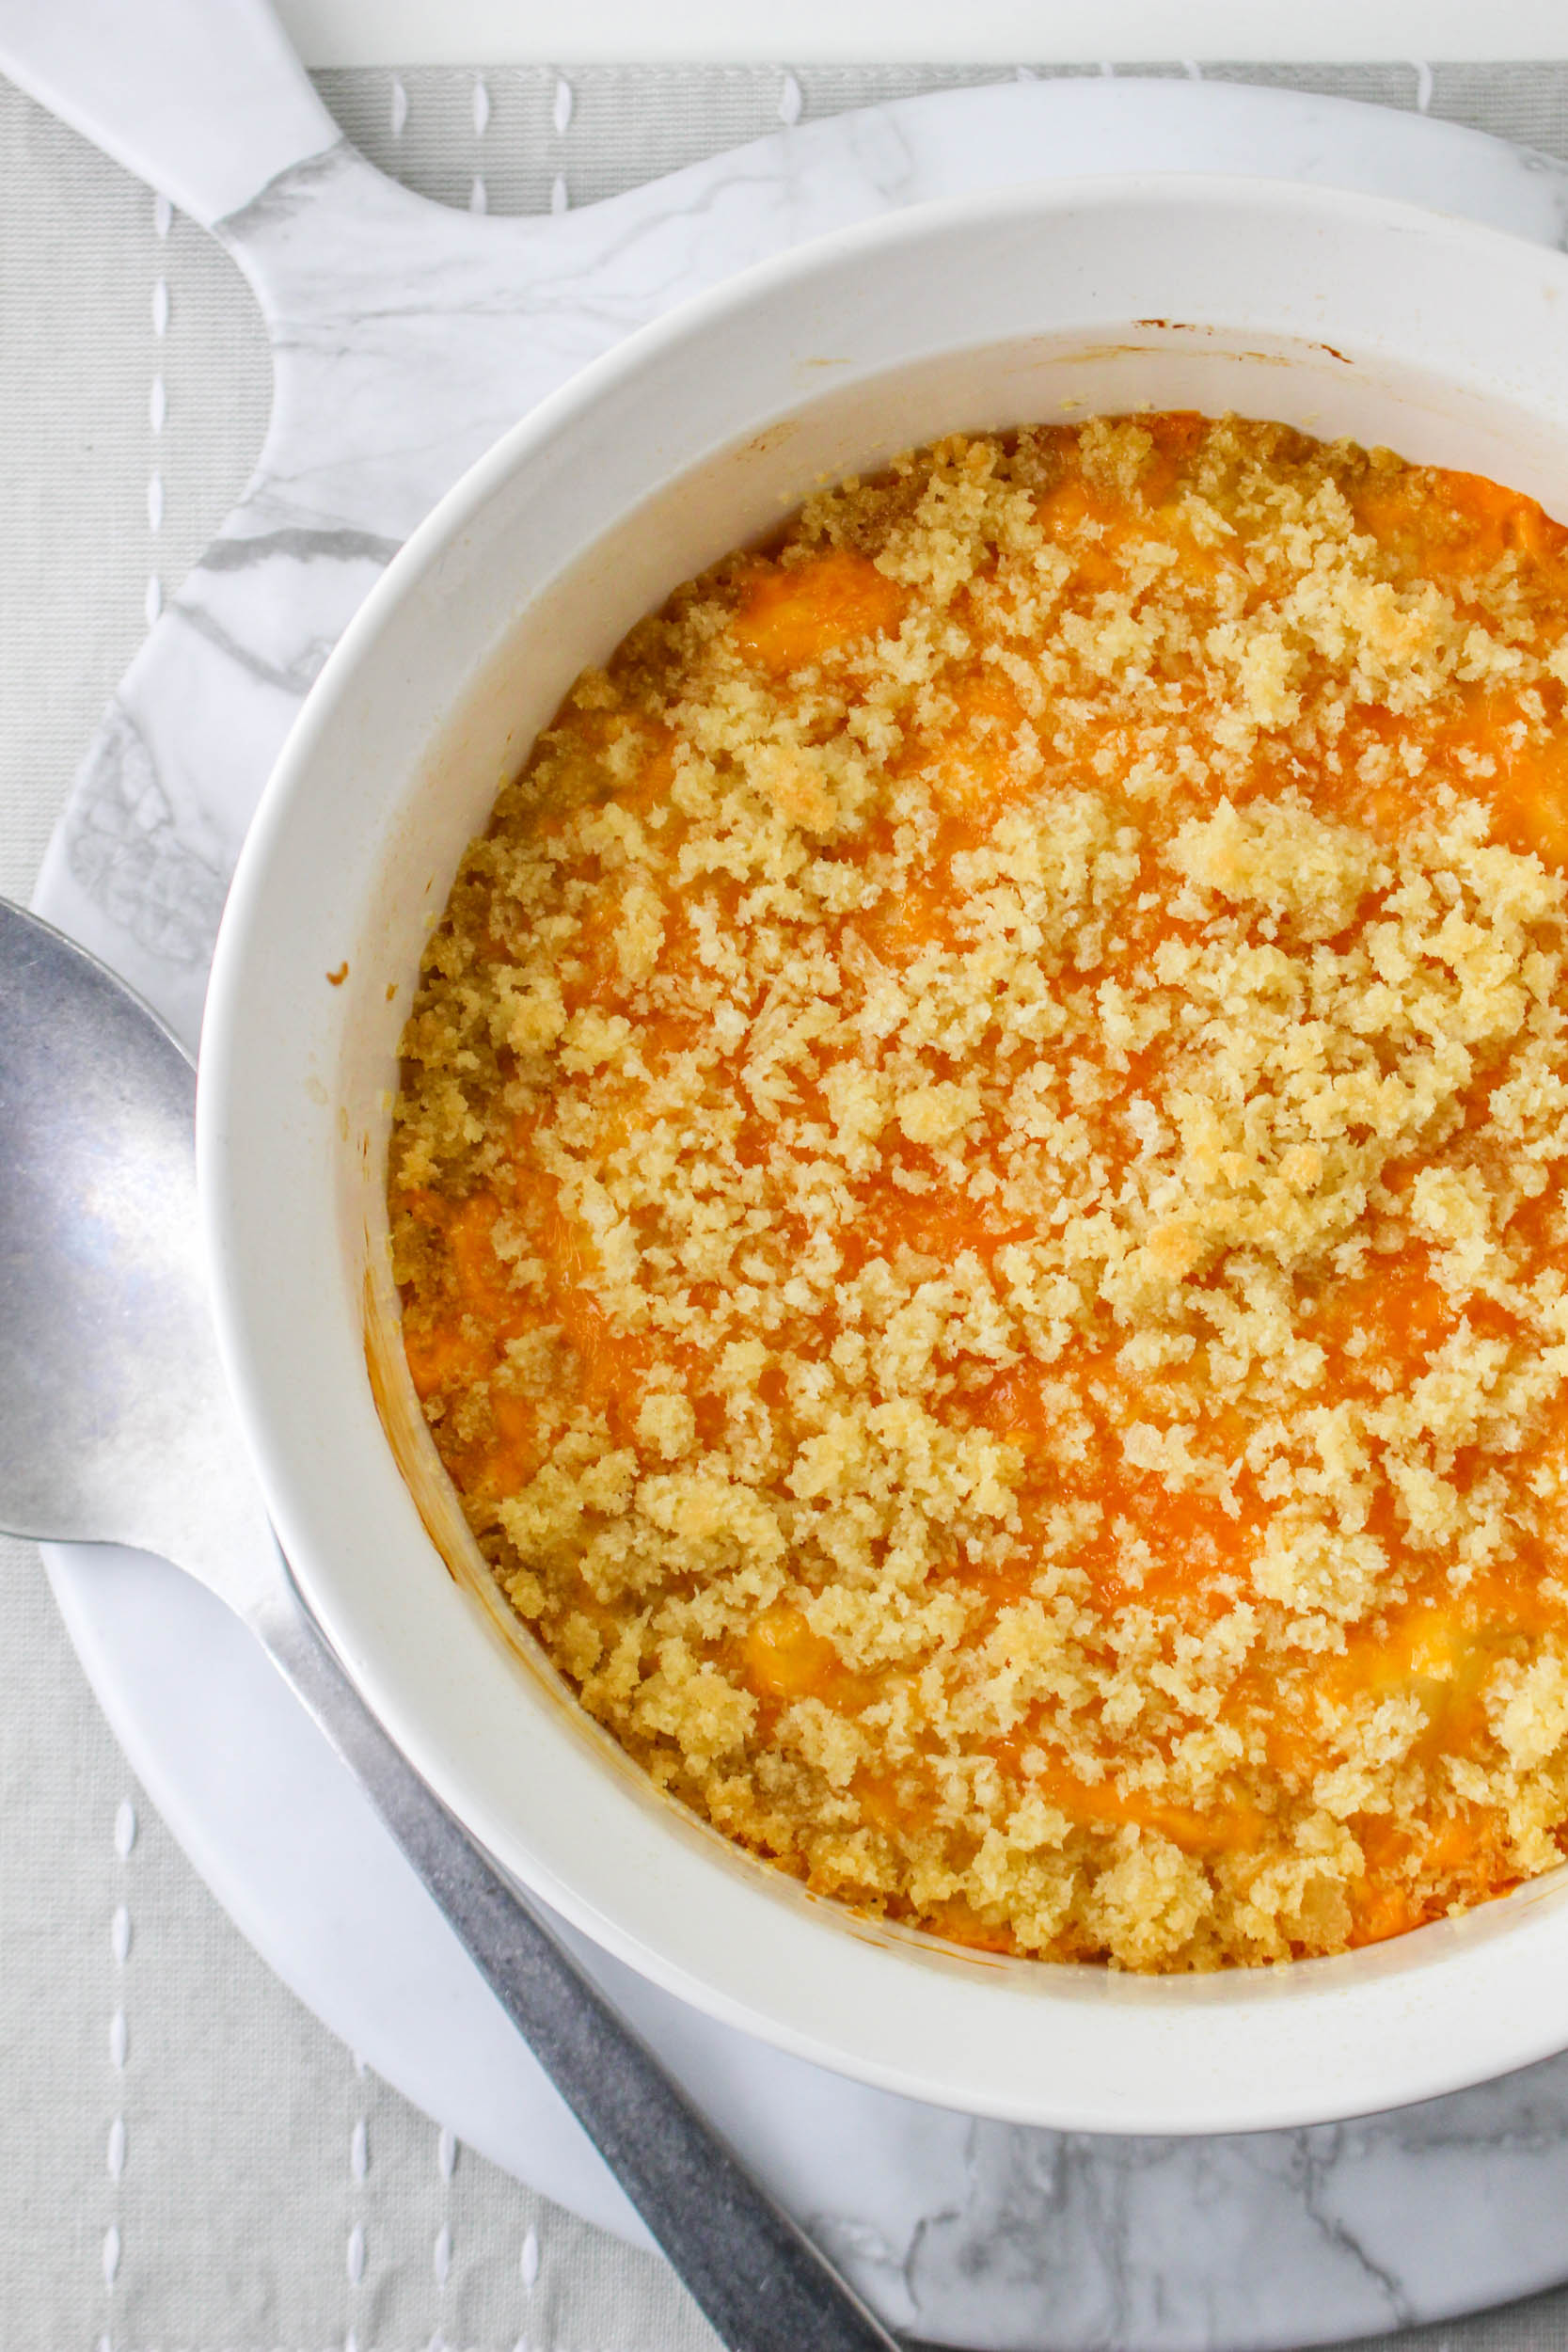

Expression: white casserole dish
xmin=198 ymin=174 xmax=1568 ymax=2134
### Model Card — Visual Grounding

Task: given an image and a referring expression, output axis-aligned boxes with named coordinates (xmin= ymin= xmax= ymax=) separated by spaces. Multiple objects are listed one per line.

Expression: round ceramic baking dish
xmin=199 ymin=175 xmax=1568 ymax=2136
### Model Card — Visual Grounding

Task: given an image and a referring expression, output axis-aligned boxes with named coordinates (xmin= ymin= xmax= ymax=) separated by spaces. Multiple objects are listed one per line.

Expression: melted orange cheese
xmin=390 ymin=416 xmax=1568 ymax=1970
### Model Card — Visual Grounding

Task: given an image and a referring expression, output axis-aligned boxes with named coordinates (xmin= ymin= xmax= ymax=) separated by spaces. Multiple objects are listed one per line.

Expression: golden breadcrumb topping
xmin=389 ymin=414 xmax=1568 ymax=1970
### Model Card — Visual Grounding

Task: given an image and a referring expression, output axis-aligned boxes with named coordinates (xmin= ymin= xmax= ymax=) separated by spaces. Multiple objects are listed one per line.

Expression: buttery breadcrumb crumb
xmin=389 ymin=414 xmax=1568 ymax=1970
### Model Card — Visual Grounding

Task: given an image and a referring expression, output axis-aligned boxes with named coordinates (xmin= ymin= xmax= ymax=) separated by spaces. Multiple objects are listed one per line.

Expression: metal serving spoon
xmin=0 ymin=894 xmax=902 ymax=2352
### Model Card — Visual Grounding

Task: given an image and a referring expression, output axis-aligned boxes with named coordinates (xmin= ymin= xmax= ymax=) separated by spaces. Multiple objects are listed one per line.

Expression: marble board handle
xmin=0 ymin=0 xmax=338 ymax=224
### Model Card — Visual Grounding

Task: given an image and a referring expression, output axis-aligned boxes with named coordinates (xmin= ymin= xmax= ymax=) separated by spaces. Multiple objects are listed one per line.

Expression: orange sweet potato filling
xmin=389 ymin=416 xmax=1568 ymax=1969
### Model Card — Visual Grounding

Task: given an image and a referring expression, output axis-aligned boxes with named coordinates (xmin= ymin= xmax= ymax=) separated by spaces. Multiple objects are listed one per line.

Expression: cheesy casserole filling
xmin=390 ymin=415 xmax=1568 ymax=1970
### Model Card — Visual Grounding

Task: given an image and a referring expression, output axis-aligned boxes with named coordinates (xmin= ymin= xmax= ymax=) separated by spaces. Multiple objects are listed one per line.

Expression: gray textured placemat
xmin=7 ymin=56 xmax=1568 ymax=2352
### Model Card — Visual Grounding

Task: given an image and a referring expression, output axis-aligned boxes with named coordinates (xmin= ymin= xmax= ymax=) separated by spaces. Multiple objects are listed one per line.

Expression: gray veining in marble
xmin=11 ymin=7 xmax=1568 ymax=2345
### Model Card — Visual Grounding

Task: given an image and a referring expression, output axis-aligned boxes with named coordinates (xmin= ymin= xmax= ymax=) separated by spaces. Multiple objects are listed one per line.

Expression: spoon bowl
xmin=0 ymin=899 xmax=276 ymax=1599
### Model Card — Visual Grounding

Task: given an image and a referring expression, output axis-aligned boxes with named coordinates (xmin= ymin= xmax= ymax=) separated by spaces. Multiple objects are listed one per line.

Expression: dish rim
xmin=198 ymin=167 xmax=1568 ymax=2134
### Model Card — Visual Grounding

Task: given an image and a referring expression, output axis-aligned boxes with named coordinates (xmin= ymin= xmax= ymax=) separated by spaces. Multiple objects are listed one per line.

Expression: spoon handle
xmin=246 ymin=1559 xmax=903 ymax=2352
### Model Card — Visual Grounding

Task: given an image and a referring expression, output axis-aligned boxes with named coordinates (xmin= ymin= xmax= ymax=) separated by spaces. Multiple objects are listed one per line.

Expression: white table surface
xmin=8 ymin=53 xmax=1568 ymax=2352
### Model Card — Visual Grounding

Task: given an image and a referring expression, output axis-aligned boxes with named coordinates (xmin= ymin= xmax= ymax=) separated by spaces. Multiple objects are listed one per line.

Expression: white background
xmin=275 ymin=1 xmax=1568 ymax=68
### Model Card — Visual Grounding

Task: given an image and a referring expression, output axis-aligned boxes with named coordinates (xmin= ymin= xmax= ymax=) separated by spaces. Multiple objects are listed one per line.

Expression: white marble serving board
xmin=11 ymin=7 xmax=1568 ymax=2343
